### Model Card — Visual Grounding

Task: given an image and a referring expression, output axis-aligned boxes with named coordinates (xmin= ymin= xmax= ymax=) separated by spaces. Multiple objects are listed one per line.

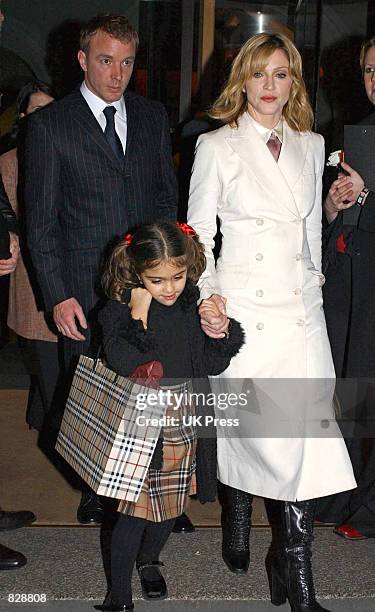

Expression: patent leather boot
xmin=219 ymin=482 xmax=252 ymax=574
xmin=270 ymin=499 xmax=330 ymax=611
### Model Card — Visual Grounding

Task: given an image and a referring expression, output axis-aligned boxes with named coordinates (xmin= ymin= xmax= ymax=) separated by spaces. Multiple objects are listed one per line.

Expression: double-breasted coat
xmin=187 ymin=112 xmax=356 ymax=501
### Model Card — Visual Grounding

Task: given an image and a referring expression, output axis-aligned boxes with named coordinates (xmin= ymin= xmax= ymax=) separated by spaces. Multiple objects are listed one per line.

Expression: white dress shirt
xmin=80 ymin=81 xmax=127 ymax=154
xmin=248 ymin=114 xmax=283 ymax=144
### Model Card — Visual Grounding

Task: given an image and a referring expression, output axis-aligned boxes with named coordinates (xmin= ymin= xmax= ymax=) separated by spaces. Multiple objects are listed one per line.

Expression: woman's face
xmin=364 ymin=46 xmax=375 ymax=106
xmin=243 ymin=48 xmax=293 ymax=128
xmin=21 ymin=91 xmax=54 ymax=117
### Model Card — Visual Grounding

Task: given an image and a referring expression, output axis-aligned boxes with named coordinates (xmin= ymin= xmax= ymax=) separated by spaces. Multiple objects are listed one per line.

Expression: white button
xmin=297 ymin=319 xmax=305 ymax=326
xmin=294 ymin=288 xmax=302 ymax=295
xmin=256 ymin=322 xmax=264 ymax=330
xmin=256 ymin=289 xmax=264 ymax=297
xmin=296 ymin=253 xmax=302 ymax=261
xmin=255 ymin=253 xmax=263 ymax=261
xmin=256 ymin=218 xmax=264 ymax=226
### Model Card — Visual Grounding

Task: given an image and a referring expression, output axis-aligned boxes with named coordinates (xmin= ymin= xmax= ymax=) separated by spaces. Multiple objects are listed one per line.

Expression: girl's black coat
xmin=98 ymin=282 xmax=245 ymax=503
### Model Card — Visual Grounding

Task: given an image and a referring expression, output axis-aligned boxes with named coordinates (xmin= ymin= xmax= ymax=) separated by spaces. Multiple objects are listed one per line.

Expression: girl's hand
xmin=129 ymin=287 xmax=152 ymax=329
xmin=324 ymin=162 xmax=365 ymax=223
xmin=199 ymin=294 xmax=229 ymax=339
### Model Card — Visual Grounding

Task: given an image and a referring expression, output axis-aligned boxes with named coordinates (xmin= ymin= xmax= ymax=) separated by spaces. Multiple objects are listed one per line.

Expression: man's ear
xmin=77 ymin=49 xmax=87 ymax=72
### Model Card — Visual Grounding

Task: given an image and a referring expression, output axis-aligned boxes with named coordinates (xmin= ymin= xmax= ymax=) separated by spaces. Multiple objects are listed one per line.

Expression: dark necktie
xmin=266 ymin=131 xmax=282 ymax=162
xmin=103 ymin=106 xmax=124 ymax=161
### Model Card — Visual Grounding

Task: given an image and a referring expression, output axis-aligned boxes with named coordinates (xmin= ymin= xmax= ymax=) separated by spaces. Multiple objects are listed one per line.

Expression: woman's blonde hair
xmin=210 ymin=32 xmax=313 ymax=132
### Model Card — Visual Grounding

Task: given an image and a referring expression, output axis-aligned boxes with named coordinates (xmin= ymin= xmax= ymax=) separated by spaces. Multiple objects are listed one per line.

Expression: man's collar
xmin=80 ymin=81 xmax=126 ymax=120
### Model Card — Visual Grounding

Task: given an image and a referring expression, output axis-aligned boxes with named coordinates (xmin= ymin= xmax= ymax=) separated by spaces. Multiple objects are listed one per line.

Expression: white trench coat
xmin=187 ymin=113 xmax=356 ymax=501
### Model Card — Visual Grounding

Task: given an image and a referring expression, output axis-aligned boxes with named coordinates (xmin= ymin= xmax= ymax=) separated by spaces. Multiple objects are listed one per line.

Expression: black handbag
xmin=0 ymin=214 xmax=11 ymax=260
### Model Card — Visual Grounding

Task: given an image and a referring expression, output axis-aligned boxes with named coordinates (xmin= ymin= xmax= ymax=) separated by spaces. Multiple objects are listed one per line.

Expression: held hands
xmin=129 ymin=287 xmax=152 ymax=329
xmin=53 ymin=297 xmax=88 ymax=340
xmin=199 ymin=294 xmax=229 ymax=339
xmin=0 ymin=232 xmax=20 ymax=276
xmin=325 ymin=161 xmax=365 ymax=223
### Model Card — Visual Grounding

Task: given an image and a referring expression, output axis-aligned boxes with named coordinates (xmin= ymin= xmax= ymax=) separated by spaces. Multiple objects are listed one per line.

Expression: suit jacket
xmin=25 ymin=89 xmax=177 ymax=314
xmin=187 ymin=112 xmax=355 ymax=501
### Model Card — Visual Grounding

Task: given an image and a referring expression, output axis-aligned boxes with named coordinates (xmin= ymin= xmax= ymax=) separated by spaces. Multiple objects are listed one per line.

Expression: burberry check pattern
xmin=56 ymin=355 xmax=166 ymax=502
xmin=118 ymin=380 xmax=197 ymax=522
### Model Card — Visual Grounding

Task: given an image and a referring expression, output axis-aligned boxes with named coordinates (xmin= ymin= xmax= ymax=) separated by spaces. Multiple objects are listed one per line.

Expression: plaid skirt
xmin=118 ymin=380 xmax=197 ymax=522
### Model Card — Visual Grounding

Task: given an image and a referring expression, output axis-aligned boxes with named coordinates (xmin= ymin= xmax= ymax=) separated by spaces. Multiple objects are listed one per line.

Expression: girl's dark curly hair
xmin=102 ymin=220 xmax=206 ymax=302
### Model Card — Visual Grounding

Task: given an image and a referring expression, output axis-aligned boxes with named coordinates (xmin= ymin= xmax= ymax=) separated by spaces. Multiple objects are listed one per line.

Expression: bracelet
xmin=356 ymin=187 xmax=369 ymax=207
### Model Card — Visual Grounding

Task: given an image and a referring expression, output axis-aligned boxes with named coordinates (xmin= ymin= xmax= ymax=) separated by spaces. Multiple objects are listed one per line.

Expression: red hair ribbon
xmin=124 ymin=232 xmax=133 ymax=246
xmin=177 ymin=222 xmax=196 ymax=237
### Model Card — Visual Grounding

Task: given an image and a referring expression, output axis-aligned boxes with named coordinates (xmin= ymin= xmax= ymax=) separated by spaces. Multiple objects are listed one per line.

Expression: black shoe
xmin=137 ymin=561 xmax=168 ymax=601
xmin=0 ymin=543 xmax=27 ymax=570
xmin=0 ymin=510 xmax=36 ymax=531
xmin=94 ymin=605 xmax=133 ymax=612
xmin=94 ymin=604 xmax=134 ymax=611
xmin=172 ymin=513 xmax=194 ymax=533
xmin=77 ymin=490 xmax=104 ymax=525
xmin=219 ymin=483 xmax=252 ymax=574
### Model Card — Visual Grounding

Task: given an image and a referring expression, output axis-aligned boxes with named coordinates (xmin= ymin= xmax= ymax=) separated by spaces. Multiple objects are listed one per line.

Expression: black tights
xmin=111 ymin=514 xmax=175 ymax=606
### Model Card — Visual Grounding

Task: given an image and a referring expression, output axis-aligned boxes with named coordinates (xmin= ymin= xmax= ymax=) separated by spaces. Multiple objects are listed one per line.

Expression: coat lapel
xmin=123 ymin=92 xmax=140 ymax=172
xmin=225 ymin=113 xmax=306 ymax=217
xmin=71 ymin=91 xmax=125 ymax=172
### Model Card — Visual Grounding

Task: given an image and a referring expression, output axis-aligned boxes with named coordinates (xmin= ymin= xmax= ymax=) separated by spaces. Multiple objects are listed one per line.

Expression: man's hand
xmin=129 ymin=287 xmax=152 ymax=328
xmin=199 ymin=294 xmax=229 ymax=339
xmin=53 ymin=297 xmax=87 ymax=340
xmin=325 ymin=161 xmax=365 ymax=223
xmin=0 ymin=232 xmax=19 ymax=276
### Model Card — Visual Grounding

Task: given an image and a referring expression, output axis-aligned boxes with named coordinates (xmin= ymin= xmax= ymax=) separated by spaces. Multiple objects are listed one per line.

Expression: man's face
xmin=77 ymin=30 xmax=136 ymax=103
xmin=364 ymin=45 xmax=375 ymax=106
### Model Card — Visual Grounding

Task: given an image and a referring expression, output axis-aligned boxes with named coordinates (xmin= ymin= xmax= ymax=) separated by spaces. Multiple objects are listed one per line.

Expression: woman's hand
xmin=129 ymin=287 xmax=152 ymax=328
xmin=199 ymin=294 xmax=229 ymax=339
xmin=324 ymin=161 xmax=365 ymax=223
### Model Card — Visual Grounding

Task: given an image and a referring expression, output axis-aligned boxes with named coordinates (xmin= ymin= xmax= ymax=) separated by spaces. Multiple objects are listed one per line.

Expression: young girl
xmin=97 ymin=220 xmax=244 ymax=611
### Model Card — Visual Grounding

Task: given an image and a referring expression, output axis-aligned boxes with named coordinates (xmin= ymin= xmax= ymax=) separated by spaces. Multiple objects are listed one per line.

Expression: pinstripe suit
xmin=25 ymin=88 xmax=177 ymax=366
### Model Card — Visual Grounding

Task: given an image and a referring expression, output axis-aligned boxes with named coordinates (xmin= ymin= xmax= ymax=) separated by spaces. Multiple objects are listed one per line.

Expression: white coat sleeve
xmin=187 ymin=134 xmax=222 ymax=299
xmin=305 ymin=134 xmax=325 ymax=274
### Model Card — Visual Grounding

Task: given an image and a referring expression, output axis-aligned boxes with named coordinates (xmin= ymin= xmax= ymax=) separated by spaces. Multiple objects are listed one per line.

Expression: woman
xmin=0 ymin=80 xmax=58 ymax=431
xmin=187 ymin=33 xmax=356 ymax=612
xmin=317 ymin=37 xmax=375 ymax=540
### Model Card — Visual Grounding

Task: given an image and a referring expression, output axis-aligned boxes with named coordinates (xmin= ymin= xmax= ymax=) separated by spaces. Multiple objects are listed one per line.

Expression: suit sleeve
xmin=306 ymin=135 xmax=325 ymax=273
xmin=25 ymin=113 xmax=68 ymax=310
xmin=0 ymin=175 xmax=18 ymax=234
xmin=155 ymin=105 xmax=178 ymax=221
xmin=187 ymin=134 xmax=221 ymax=299
xmin=357 ymin=191 xmax=375 ymax=232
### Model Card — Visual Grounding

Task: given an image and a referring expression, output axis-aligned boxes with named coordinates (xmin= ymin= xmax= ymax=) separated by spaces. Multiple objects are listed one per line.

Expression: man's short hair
xmin=80 ymin=13 xmax=139 ymax=54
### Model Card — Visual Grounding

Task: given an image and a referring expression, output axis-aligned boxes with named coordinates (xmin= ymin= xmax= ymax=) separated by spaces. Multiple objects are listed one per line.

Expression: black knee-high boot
xmin=136 ymin=518 xmax=175 ymax=601
xmin=270 ymin=499 xmax=330 ymax=612
xmin=218 ymin=482 xmax=253 ymax=574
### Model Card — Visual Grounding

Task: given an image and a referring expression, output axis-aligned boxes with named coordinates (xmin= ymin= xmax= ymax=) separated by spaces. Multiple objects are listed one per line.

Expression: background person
xmin=317 ymin=36 xmax=375 ymax=541
xmin=188 ymin=33 xmax=356 ymax=612
xmin=0 ymin=80 xmax=58 ymax=432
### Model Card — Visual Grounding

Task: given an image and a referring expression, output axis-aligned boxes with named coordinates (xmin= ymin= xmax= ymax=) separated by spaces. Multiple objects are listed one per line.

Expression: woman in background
xmin=0 ymin=80 xmax=58 ymax=431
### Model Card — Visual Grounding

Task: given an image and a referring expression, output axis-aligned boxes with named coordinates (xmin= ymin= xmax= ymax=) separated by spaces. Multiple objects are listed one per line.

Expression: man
xmin=25 ymin=14 xmax=177 ymax=525
xmin=0 ymin=177 xmax=35 ymax=570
